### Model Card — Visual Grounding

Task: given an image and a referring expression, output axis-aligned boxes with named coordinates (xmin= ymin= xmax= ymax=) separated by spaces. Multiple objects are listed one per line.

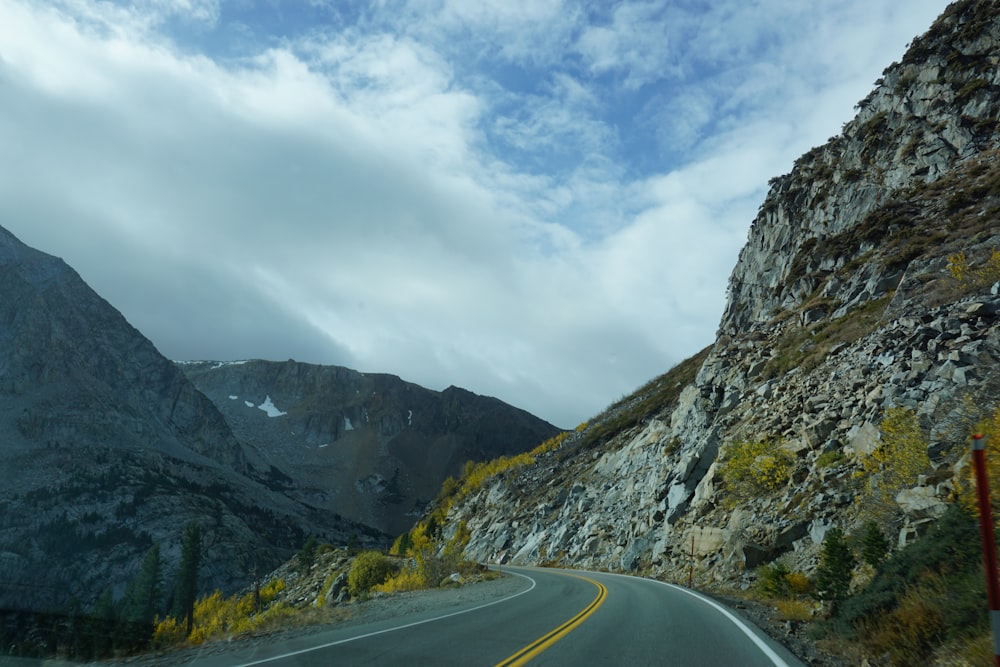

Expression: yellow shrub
xmin=947 ymin=251 xmax=970 ymax=283
xmin=948 ymin=248 xmax=1000 ymax=289
xmin=785 ymin=571 xmax=812 ymax=595
xmin=958 ymin=405 xmax=1000 ymax=529
xmin=348 ymin=551 xmax=393 ymax=597
xmin=719 ymin=438 xmax=793 ymax=499
xmin=152 ymin=615 xmax=185 ymax=647
xmin=193 ymin=590 xmax=231 ymax=637
xmin=152 ymin=576 xmax=292 ymax=649
xmin=234 ymin=591 xmax=255 ymax=617
xmin=260 ymin=578 xmax=285 ymax=605
xmin=858 ymin=407 xmax=931 ymax=522
xmin=374 ymin=567 xmax=426 ymax=593
xmin=774 ymin=598 xmax=812 ymax=622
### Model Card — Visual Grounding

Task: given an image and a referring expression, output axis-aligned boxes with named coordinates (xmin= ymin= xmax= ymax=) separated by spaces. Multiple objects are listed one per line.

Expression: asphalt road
xmin=173 ymin=566 xmax=804 ymax=666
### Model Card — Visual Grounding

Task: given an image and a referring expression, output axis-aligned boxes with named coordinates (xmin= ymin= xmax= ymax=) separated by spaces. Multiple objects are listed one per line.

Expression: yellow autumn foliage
xmin=374 ymin=566 xmax=426 ymax=593
xmin=948 ymin=249 xmax=1000 ymax=288
xmin=718 ymin=437 xmax=794 ymax=499
xmin=151 ymin=578 xmax=287 ymax=647
xmin=958 ymin=405 xmax=1000 ymax=529
xmin=862 ymin=407 xmax=931 ymax=500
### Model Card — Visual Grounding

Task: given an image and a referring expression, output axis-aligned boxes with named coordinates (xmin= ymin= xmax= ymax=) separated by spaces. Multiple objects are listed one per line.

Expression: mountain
xmin=439 ymin=0 xmax=1000 ymax=585
xmin=179 ymin=360 xmax=563 ymax=536
xmin=0 ymin=226 xmax=381 ymax=613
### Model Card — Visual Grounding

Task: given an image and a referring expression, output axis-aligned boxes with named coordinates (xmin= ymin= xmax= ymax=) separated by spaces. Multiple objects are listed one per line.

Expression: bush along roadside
xmin=769 ymin=503 xmax=989 ymax=667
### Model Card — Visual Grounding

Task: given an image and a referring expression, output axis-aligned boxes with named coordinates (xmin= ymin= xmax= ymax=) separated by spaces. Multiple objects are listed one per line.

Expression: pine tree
xmin=121 ymin=544 xmax=162 ymax=625
xmin=172 ymin=522 xmax=202 ymax=636
xmin=814 ymin=526 xmax=856 ymax=602
xmin=90 ymin=588 xmax=116 ymax=658
xmin=297 ymin=535 xmax=317 ymax=574
xmin=860 ymin=521 xmax=890 ymax=567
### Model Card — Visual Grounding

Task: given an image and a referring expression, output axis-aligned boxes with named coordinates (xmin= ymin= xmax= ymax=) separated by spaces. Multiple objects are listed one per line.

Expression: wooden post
xmin=688 ymin=532 xmax=695 ymax=588
xmin=972 ymin=433 xmax=1000 ymax=667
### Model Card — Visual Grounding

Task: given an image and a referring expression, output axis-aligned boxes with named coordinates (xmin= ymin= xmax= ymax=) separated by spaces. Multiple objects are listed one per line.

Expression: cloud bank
xmin=0 ymin=0 xmax=947 ymax=426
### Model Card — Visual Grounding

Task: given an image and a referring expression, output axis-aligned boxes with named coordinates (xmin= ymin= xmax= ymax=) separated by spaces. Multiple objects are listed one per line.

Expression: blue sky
xmin=0 ymin=0 xmax=948 ymax=427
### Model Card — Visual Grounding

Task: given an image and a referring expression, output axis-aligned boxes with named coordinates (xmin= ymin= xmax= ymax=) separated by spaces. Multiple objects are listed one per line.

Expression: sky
xmin=0 ymin=0 xmax=948 ymax=428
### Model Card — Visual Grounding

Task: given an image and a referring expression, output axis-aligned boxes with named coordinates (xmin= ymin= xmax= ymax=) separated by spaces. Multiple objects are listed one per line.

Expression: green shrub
xmin=754 ymin=563 xmax=791 ymax=598
xmin=833 ymin=504 xmax=983 ymax=638
xmin=860 ymin=584 xmax=946 ymax=666
xmin=348 ymin=551 xmax=393 ymax=598
xmin=816 ymin=449 xmax=845 ymax=469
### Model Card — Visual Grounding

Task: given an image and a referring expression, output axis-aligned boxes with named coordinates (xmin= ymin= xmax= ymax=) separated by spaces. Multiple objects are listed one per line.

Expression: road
xmin=173 ymin=566 xmax=804 ymax=666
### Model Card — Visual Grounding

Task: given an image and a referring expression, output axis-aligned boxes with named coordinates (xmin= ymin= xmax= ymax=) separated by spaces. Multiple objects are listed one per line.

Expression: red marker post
xmin=972 ymin=433 xmax=1000 ymax=667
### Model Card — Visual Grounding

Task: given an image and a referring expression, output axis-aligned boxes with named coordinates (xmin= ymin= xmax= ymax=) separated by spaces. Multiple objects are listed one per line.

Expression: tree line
xmin=1 ymin=520 xmax=202 ymax=662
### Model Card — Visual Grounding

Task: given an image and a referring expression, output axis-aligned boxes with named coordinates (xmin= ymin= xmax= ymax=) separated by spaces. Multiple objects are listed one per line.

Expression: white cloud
xmin=395 ymin=0 xmax=578 ymax=65
xmin=0 ymin=0 xmax=951 ymax=427
xmin=576 ymin=1 xmax=682 ymax=89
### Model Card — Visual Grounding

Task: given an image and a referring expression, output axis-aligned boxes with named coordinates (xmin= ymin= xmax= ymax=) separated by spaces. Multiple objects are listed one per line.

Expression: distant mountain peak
xmin=180 ymin=358 xmax=561 ymax=536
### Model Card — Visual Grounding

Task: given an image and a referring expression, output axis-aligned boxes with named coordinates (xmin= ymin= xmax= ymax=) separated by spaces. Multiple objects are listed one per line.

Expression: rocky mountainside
xmin=0 ymin=226 xmax=380 ymax=613
xmin=441 ymin=0 xmax=1000 ymax=586
xmin=179 ymin=360 xmax=562 ymax=536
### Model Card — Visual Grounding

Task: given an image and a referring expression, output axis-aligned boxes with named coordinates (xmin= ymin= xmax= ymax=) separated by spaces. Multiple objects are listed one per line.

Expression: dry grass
xmin=774 ymin=598 xmax=814 ymax=622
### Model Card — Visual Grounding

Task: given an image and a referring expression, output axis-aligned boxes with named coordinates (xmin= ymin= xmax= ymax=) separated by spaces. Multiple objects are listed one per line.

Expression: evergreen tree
xmin=90 ymin=588 xmax=116 ymax=658
xmin=860 ymin=521 xmax=890 ymax=567
xmin=121 ymin=544 xmax=162 ymax=625
xmin=92 ymin=588 xmax=115 ymax=621
xmin=297 ymin=535 xmax=317 ymax=574
xmin=172 ymin=522 xmax=202 ymax=636
xmin=815 ymin=526 xmax=856 ymax=602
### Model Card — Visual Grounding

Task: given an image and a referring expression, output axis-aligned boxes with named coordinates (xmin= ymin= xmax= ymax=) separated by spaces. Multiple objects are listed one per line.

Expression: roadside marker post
xmin=688 ymin=533 xmax=694 ymax=588
xmin=971 ymin=433 xmax=1000 ymax=667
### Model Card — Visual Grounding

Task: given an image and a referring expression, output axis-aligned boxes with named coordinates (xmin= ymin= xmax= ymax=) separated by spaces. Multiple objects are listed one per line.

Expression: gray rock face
xmin=0 ymin=226 xmax=243 ymax=466
xmin=723 ymin=2 xmax=1000 ymax=334
xmin=443 ymin=1 xmax=1000 ymax=587
xmin=0 ymin=226 xmax=379 ymax=613
xmin=179 ymin=360 xmax=562 ymax=536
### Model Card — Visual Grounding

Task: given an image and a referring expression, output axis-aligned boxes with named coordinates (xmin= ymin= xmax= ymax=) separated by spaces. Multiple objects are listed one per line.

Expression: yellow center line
xmin=493 ymin=573 xmax=608 ymax=667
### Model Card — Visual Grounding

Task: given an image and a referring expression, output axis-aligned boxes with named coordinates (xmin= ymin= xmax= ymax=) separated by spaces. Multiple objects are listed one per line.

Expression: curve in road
xmin=179 ymin=566 xmax=803 ymax=666
xmin=493 ymin=572 xmax=606 ymax=667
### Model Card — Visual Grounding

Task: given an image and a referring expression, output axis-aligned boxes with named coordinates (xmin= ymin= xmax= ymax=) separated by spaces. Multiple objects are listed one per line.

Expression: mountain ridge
xmin=0 ymin=227 xmax=382 ymax=613
xmin=179 ymin=358 xmax=562 ymax=536
xmin=0 ymin=221 xmax=561 ymax=614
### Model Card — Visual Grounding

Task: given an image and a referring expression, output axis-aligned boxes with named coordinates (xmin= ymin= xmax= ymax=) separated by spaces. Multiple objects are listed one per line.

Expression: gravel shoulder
xmin=709 ymin=592 xmax=852 ymax=666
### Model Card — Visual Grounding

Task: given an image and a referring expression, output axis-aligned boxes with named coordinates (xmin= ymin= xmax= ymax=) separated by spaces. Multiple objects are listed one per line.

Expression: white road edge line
xmin=660 ymin=583 xmax=790 ymax=667
xmin=520 ymin=566 xmax=792 ymax=667
xmin=645 ymin=578 xmax=791 ymax=667
xmin=583 ymin=570 xmax=791 ymax=667
xmin=231 ymin=571 xmax=537 ymax=667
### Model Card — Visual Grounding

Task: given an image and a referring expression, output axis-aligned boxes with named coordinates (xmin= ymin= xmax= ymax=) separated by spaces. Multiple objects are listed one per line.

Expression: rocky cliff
xmin=442 ymin=0 xmax=1000 ymax=587
xmin=180 ymin=360 xmax=562 ymax=536
xmin=0 ymin=226 xmax=379 ymax=613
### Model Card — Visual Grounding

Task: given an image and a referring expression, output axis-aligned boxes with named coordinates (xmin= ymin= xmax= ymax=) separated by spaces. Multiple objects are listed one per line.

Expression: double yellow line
xmin=494 ymin=573 xmax=608 ymax=667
